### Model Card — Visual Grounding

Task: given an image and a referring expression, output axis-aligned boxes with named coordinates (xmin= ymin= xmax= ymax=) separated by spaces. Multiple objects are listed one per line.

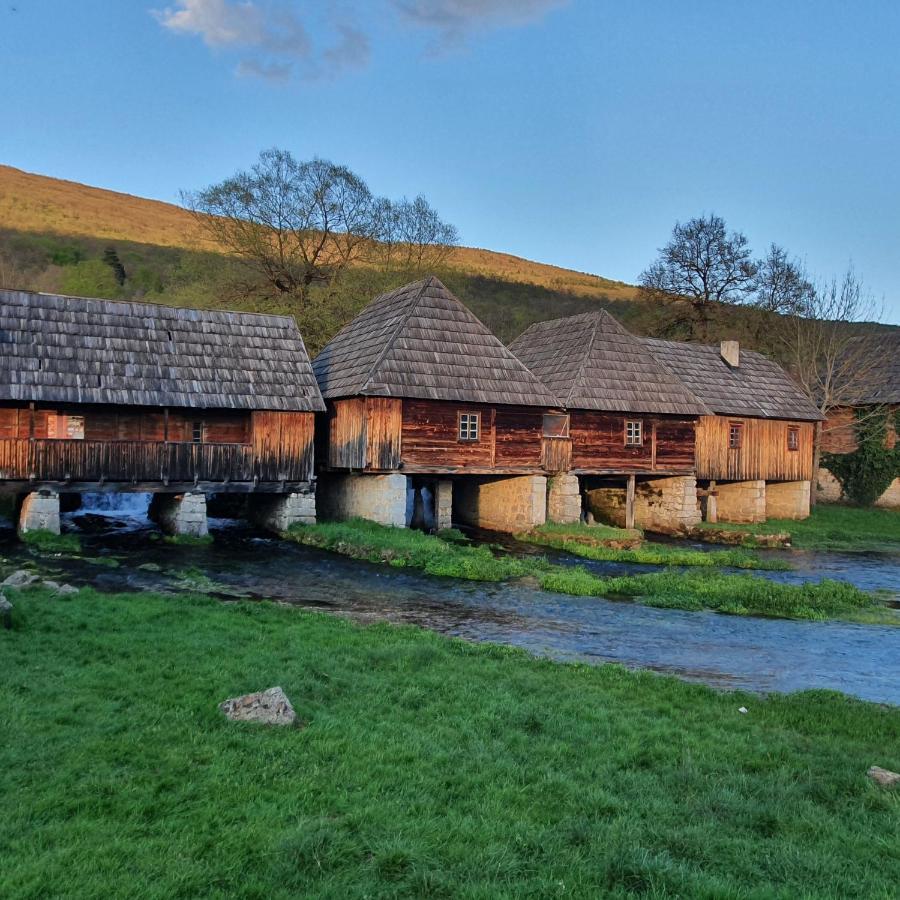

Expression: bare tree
xmin=638 ymin=214 xmax=757 ymax=339
xmin=183 ymin=149 xmax=381 ymax=306
xmin=779 ymin=266 xmax=886 ymax=497
xmin=752 ymin=243 xmax=814 ymax=315
xmin=374 ymin=195 xmax=459 ymax=272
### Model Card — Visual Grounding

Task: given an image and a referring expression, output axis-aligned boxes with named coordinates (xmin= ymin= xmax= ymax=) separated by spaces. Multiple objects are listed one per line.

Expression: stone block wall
xmin=18 ymin=490 xmax=61 ymax=536
xmin=316 ymin=473 xmax=408 ymax=527
xmin=818 ymin=466 xmax=900 ymax=509
xmin=714 ymin=480 xmax=766 ymax=524
xmin=149 ymin=492 xmax=209 ymax=537
xmin=249 ymin=486 xmax=316 ymax=533
xmin=765 ymin=480 xmax=811 ymax=520
xmin=435 ymin=480 xmax=453 ymax=530
xmin=547 ymin=474 xmax=581 ymax=524
xmin=875 ymin=477 xmax=900 ymax=509
xmin=454 ymin=475 xmax=547 ymax=532
xmin=585 ymin=477 xmax=699 ymax=534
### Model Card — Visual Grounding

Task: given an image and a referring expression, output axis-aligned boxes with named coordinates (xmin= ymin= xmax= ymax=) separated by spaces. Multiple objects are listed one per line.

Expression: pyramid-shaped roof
xmin=312 ymin=277 xmax=561 ymax=407
xmin=509 ymin=310 xmax=709 ymax=416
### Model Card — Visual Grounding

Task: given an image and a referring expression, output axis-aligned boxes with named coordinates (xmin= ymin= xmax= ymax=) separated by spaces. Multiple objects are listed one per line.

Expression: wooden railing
xmin=0 ymin=439 xmax=308 ymax=485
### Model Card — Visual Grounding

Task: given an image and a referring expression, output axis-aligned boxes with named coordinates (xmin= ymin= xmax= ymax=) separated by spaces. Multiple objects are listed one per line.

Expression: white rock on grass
xmin=867 ymin=766 xmax=900 ymax=787
xmin=0 ymin=593 xmax=12 ymax=628
xmin=1 ymin=570 xmax=40 ymax=589
xmin=219 ymin=687 xmax=297 ymax=726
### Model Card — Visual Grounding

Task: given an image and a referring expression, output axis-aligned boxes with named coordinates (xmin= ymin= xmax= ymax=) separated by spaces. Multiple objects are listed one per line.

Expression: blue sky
xmin=2 ymin=1 xmax=899 ymax=322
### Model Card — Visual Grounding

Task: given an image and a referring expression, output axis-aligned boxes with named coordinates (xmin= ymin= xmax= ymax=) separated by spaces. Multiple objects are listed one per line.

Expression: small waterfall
xmin=77 ymin=492 xmax=152 ymax=519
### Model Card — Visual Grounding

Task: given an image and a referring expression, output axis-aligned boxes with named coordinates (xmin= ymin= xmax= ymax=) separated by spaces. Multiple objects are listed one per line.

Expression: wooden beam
xmin=625 ymin=474 xmax=636 ymax=530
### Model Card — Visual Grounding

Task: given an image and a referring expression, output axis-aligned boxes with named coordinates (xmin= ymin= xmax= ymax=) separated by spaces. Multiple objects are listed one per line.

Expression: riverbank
xmin=698 ymin=504 xmax=900 ymax=553
xmin=286 ymin=520 xmax=892 ymax=623
xmin=2 ymin=587 xmax=898 ymax=898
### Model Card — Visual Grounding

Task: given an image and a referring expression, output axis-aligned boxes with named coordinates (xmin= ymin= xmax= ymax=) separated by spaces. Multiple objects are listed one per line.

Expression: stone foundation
xmin=818 ymin=466 xmax=900 ymax=509
xmin=454 ymin=475 xmax=547 ymax=532
xmin=316 ymin=473 xmax=408 ymax=527
xmin=435 ymin=480 xmax=453 ymax=530
xmin=547 ymin=474 xmax=581 ymax=524
xmin=18 ymin=490 xmax=61 ymax=536
xmin=585 ymin=476 xmax=700 ymax=534
xmin=149 ymin=492 xmax=209 ymax=537
xmin=248 ymin=486 xmax=316 ymax=533
xmin=713 ymin=480 xmax=766 ymax=524
xmin=876 ymin=477 xmax=900 ymax=509
xmin=765 ymin=480 xmax=811 ymax=520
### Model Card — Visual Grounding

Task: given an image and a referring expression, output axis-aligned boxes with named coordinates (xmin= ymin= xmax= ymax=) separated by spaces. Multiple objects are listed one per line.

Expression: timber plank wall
xmin=0 ymin=403 xmax=314 ymax=488
xmin=695 ymin=415 xmax=814 ymax=481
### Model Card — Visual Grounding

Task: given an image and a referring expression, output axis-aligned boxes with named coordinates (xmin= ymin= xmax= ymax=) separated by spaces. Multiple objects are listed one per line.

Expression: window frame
xmin=728 ymin=421 xmax=744 ymax=450
xmin=787 ymin=426 xmax=800 ymax=452
xmin=542 ymin=413 xmax=570 ymax=439
xmin=192 ymin=421 xmax=205 ymax=444
xmin=624 ymin=419 xmax=644 ymax=447
xmin=457 ymin=411 xmax=481 ymax=443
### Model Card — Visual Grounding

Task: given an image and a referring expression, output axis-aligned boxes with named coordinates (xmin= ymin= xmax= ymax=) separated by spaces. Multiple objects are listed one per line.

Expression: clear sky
xmin=2 ymin=1 xmax=899 ymax=322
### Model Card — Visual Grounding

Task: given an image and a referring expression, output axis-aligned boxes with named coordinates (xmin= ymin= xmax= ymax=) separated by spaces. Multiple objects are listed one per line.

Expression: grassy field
xmin=2 ymin=587 xmax=898 ymax=898
xmin=286 ymin=520 xmax=890 ymax=622
xmin=518 ymin=522 xmax=789 ymax=570
xmin=700 ymin=504 xmax=900 ymax=553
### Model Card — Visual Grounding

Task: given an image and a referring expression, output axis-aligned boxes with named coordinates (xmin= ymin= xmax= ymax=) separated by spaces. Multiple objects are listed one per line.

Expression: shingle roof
xmin=641 ymin=337 xmax=822 ymax=421
xmin=0 ymin=289 xmax=325 ymax=412
xmin=843 ymin=333 xmax=900 ymax=405
xmin=312 ymin=277 xmax=561 ymax=407
xmin=508 ymin=310 xmax=709 ymax=416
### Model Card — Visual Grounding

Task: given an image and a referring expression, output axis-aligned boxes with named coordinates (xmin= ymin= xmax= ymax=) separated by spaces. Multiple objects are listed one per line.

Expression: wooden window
xmin=729 ymin=422 xmax=744 ymax=449
xmin=47 ymin=413 xmax=85 ymax=440
xmin=458 ymin=412 xmax=480 ymax=442
xmin=542 ymin=413 xmax=570 ymax=438
xmin=192 ymin=421 xmax=204 ymax=444
xmin=624 ymin=420 xmax=643 ymax=446
xmin=787 ymin=426 xmax=800 ymax=451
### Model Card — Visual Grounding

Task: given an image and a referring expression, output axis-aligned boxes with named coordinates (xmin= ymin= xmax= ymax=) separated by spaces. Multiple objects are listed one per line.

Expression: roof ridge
xmin=359 ymin=279 xmax=429 ymax=393
xmin=567 ymin=311 xmax=603 ymax=407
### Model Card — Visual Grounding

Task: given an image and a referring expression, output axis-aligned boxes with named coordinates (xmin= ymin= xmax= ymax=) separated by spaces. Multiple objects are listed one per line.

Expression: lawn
xmin=287 ymin=520 xmax=889 ymax=623
xmin=1 ymin=587 xmax=898 ymax=898
xmin=699 ymin=504 xmax=900 ymax=553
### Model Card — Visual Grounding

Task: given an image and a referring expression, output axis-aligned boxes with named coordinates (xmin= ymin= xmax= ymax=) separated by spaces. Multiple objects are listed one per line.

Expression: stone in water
xmin=219 ymin=687 xmax=296 ymax=726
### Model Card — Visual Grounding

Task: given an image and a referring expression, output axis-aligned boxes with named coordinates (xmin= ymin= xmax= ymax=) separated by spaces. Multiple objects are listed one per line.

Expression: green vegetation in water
xmin=700 ymin=504 xmax=900 ymax=553
xmin=520 ymin=522 xmax=789 ymax=570
xmin=288 ymin=520 xmax=889 ymax=623
xmin=19 ymin=531 xmax=82 ymax=553
xmin=2 ymin=588 xmax=898 ymax=898
xmin=82 ymin=556 xmax=121 ymax=569
xmin=163 ymin=533 xmax=214 ymax=547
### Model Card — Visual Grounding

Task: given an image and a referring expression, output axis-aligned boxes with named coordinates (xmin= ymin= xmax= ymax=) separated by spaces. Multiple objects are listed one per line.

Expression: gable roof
xmin=0 ymin=289 xmax=325 ymax=412
xmin=641 ymin=337 xmax=822 ymax=421
xmin=842 ymin=333 xmax=900 ymax=405
xmin=312 ymin=277 xmax=561 ymax=407
xmin=508 ymin=310 xmax=709 ymax=416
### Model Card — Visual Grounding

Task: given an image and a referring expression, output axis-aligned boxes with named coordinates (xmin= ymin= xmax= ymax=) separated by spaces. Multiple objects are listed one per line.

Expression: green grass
xmin=700 ymin=504 xmax=900 ymax=553
xmin=19 ymin=530 xmax=81 ymax=553
xmin=288 ymin=520 xmax=891 ymax=623
xmin=1 ymin=587 xmax=898 ymax=898
xmin=520 ymin=523 xmax=788 ymax=571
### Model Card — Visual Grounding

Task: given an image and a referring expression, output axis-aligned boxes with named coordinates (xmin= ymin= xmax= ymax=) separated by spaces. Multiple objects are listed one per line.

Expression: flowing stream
xmin=1 ymin=496 xmax=898 ymax=704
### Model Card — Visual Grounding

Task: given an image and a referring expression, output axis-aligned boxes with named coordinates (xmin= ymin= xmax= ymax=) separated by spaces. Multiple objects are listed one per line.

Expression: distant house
xmin=642 ymin=337 xmax=822 ymax=522
xmin=0 ymin=289 xmax=325 ymax=536
xmin=312 ymin=276 xmax=564 ymax=532
xmin=818 ymin=333 xmax=900 ymax=508
xmin=509 ymin=311 xmax=708 ymax=532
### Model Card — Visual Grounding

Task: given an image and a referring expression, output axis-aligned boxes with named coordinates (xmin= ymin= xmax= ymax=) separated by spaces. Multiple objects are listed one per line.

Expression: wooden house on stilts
xmin=509 ymin=311 xmax=709 ymax=532
xmin=312 ymin=277 xmax=566 ymax=532
xmin=0 ymin=289 xmax=325 ymax=537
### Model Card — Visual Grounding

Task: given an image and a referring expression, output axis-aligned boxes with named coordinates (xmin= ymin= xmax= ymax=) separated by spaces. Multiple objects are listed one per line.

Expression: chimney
xmin=720 ymin=340 xmax=740 ymax=368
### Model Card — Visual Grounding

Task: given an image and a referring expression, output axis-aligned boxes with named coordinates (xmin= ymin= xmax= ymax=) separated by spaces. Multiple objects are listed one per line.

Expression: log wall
xmin=695 ymin=415 xmax=814 ymax=481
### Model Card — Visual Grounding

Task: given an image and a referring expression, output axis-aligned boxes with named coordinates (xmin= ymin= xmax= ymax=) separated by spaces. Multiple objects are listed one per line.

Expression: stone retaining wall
xmin=765 ymin=480 xmax=811 ymax=520
xmin=317 ymin=473 xmax=408 ymax=527
xmin=713 ymin=480 xmax=766 ymax=524
xmin=454 ymin=475 xmax=547 ymax=532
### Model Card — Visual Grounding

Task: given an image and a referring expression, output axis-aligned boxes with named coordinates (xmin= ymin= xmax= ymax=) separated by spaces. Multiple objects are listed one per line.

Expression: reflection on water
xmin=1 ymin=510 xmax=898 ymax=705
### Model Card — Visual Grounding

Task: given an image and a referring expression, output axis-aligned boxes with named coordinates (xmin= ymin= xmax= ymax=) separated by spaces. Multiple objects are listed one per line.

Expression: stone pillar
xmin=765 ymin=480 xmax=811 ymax=520
xmin=149 ymin=492 xmax=209 ymax=537
xmin=316 ymin=473 xmax=408 ymax=527
xmin=249 ymin=487 xmax=316 ymax=534
xmin=454 ymin=475 xmax=547 ymax=533
xmin=633 ymin=476 xmax=700 ymax=534
xmin=714 ymin=480 xmax=766 ymax=524
xmin=18 ymin=490 xmax=61 ymax=536
xmin=875 ymin=477 xmax=900 ymax=509
xmin=435 ymin=480 xmax=453 ymax=531
xmin=547 ymin=474 xmax=581 ymax=524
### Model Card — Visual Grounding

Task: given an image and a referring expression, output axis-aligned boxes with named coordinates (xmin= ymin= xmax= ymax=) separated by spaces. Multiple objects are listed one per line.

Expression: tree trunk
xmin=811 ymin=419 xmax=823 ymax=507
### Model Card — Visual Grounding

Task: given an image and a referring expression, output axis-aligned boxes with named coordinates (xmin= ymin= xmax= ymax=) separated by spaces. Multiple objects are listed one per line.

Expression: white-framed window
xmin=458 ymin=412 xmax=480 ymax=442
xmin=625 ymin=420 xmax=643 ymax=446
